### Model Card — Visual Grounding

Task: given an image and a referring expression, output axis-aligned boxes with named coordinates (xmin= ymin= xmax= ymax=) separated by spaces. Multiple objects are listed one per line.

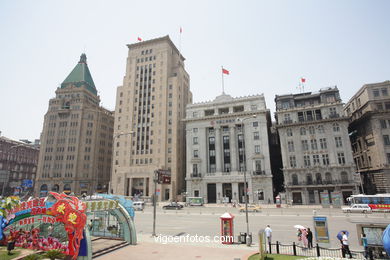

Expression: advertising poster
xmin=313 ymin=216 xmax=330 ymax=245
xmin=331 ymin=191 xmax=342 ymax=207
xmin=320 ymin=191 xmax=330 ymax=208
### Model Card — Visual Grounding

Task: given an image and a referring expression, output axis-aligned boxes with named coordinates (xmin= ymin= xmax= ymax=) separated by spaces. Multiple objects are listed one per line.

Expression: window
xmin=313 ymin=155 xmax=320 ymax=165
xmin=381 ymin=120 xmax=387 ymax=129
xmin=194 ymin=150 xmax=198 ymax=158
xmin=300 ymin=127 xmax=306 ymax=135
xmin=255 ymin=160 xmax=262 ymax=171
xmin=193 ymin=137 xmax=198 ymax=145
xmin=292 ymin=174 xmax=298 ymax=185
xmin=322 ymin=154 xmax=330 ymax=165
xmin=384 ymin=135 xmax=390 ymax=145
xmin=306 ymin=174 xmax=313 ymax=184
xmin=373 ymin=89 xmax=380 ymax=97
xmin=341 ymin=172 xmax=348 ymax=183
xmin=289 ymin=156 xmax=297 ymax=168
xmin=382 ymin=88 xmax=388 ymax=96
xmin=254 ymin=145 xmax=261 ymax=154
xmin=335 ymin=137 xmax=343 ymax=148
xmin=253 ymin=132 xmax=260 ymax=140
xmin=319 ymin=138 xmax=327 ymax=149
xmin=193 ymin=128 xmax=198 ymax=133
xmin=337 ymin=152 xmax=345 ymax=165
xmin=325 ymin=172 xmax=332 ymax=183
xmin=287 ymin=128 xmax=293 ymax=137
xmin=333 ymin=123 xmax=340 ymax=132
xmin=377 ymin=103 xmax=384 ymax=110
xmin=316 ymin=173 xmax=322 ymax=184
xmin=284 ymin=114 xmax=291 ymax=123
xmin=387 ymin=153 xmax=390 ymax=164
xmin=317 ymin=125 xmax=324 ymax=133
xmin=304 ymin=155 xmax=311 ymax=167
xmin=301 ymin=140 xmax=309 ymax=151
xmin=310 ymin=139 xmax=318 ymax=150
xmin=309 ymin=126 xmax=315 ymax=135
xmin=288 ymin=141 xmax=295 ymax=152
xmin=386 ymin=102 xmax=390 ymax=110
xmin=253 ymin=122 xmax=259 ymax=127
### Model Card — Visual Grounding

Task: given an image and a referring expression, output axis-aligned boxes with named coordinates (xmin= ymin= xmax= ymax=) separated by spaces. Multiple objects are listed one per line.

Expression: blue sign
xmin=313 ymin=216 xmax=330 ymax=244
xmin=22 ymin=179 xmax=33 ymax=188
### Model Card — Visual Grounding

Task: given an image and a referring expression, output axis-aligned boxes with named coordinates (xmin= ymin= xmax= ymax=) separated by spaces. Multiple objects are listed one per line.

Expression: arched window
xmin=333 ymin=123 xmax=340 ymax=132
xmin=317 ymin=125 xmax=325 ymax=133
xmin=292 ymin=174 xmax=299 ymax=185
xmin=63 ymin=184 xmax=71 ymax=195
xmin=51 ymin=184 xmax=59 ymax=192
xmin=316 ymin=173 xmax=322 ymax=184
xmin=40 ymin=184 xmax=48 ymax=197
xmin=300 ymin=127 xmax=306 ymax=135
xmin=325 ymin=172 xmax=332 ymax=184
xmin=341 ymin=172 xmax=349 ymax=183
xmin=306 ymin=174 xmax=313 ymax=185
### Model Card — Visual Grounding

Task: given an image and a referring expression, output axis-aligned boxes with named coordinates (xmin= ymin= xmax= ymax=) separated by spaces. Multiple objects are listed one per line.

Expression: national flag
xmin=137 ymin=37 xmax=142 ymax=42
xmin=180 ymin=27 xmax=182 ymax=34
xmin=300 ymin=77 xmax=306 ymax=83
xmin=222 ymin=68 xmax=230 ymax=75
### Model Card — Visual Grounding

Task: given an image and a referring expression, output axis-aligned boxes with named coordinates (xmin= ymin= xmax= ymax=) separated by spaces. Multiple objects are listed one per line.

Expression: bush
xmin=43 ymin=250 xmax=65 ymax=260
xmin=23 ymin=254 xmax=42 ymax=260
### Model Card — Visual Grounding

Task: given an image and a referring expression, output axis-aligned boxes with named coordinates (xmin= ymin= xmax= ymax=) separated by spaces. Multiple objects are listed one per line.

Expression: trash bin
xmin=240 ymin=232 xmax=246 ymax=244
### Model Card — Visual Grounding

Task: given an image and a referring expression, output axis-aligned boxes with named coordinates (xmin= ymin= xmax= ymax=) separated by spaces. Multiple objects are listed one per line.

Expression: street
xmin=134 ymin=205 xmax=390 ymax=249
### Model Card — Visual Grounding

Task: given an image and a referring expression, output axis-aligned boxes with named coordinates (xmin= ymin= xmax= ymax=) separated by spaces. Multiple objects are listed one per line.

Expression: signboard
xmin=313 ymin=216 xmax=330 ymax=245
xmin=331 ymin=191 xmax=342 ymax=207
xmin=320 ymin=191 xmax=330 ymax=208
xmin=22 ymin=179 xmax=33 ymax=188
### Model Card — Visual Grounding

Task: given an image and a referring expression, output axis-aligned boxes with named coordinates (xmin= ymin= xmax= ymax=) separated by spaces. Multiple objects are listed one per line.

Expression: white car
xmin=342 ymin=204 xmax=372 ymax=214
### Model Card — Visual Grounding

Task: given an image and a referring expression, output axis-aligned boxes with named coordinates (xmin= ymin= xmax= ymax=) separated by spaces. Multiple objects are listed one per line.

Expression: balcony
xmin=283 ymin=119 xmax=293 ymax=124
xmin=190 ymin=173 xmax=202 ymax=178
xmin=329 ymin=113 xmax=340 ymax=119
xmin=252 ymin=170 xmax=266 ymax=176
xmin=287 ymin=179 xmax=354 ymax=186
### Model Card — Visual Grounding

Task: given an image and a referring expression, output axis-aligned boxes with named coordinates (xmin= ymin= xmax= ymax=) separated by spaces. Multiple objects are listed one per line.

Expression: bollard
xmin=293 ymin=242 xmax=297 ymax=256
xmin=316 ymin=243 xmax=320 ymax=257
xmin=276 ymin=241 xmax=280 ymax=254
xmin=268 ymin=242 xmax=272 ymax=254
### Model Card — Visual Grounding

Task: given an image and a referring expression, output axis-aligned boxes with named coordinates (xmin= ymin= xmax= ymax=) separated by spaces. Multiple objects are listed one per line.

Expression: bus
xmin=347 ymin=194 xmax=390 ymax=211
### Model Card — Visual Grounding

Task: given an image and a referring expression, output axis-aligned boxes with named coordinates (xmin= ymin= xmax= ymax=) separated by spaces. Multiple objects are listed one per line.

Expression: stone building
xmin=0 ymin=136 xmax=39 ymax=196
xmin=184 ymin=94 xmax=273 ymax=204
xmin=275 ymin=87 xmax=357 ymax=205
xmin=35 ymin=54 xmax=114 ymax=196
xmin=344 ymin=81 xmax=390 ymax=194
xmin=111 ymin=36 xmax=192 ymax=201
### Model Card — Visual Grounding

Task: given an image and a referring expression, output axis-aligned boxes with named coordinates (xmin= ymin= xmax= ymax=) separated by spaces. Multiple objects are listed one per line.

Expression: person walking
xmin=264 ymin=225 xmax=272 ymax=244
xmin=361 ymin=233 xmax=369 ymax=259
xmin=341 ymin=231 xmax=353 ymax=258
xmin=307 ymin=228 xmax=313 ymax=249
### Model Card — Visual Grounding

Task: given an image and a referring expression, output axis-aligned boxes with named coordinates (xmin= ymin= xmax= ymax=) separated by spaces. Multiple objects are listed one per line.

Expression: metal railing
xmin=252 ymin=170 xmax=266 ymax=176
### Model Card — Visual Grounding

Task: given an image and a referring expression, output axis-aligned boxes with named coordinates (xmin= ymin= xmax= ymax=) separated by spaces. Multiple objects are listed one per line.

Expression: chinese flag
xmin=180 ymin=27 xmax=182 ymax=33
xmin=301 ymin=77 xmax=306 ymax=83
xmin=222 ymin=68 xmax=230 ymax=75
xmin=137 ymin=37 xmax=142 ymax=42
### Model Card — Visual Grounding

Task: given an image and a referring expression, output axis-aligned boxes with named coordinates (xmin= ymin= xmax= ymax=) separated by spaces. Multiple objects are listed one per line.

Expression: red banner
xmin=369 ymin=204 xmax=390 ymax=209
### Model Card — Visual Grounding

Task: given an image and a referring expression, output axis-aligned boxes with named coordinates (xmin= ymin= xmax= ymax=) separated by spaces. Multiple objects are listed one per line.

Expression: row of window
xmin=290 ymin=171 xmax=349 ymax=185
xmin=287 ymin=123 xmax=340 ymax=136
xmin=288 ymin=152 xmax=345 ymax=168
xmin=287 ymin=137 xmax=342 ymax=152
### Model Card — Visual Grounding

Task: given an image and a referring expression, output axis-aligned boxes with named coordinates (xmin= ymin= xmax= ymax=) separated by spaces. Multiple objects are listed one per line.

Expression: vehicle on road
xmin=133 ymin=201 xmax=145 ymax=211
xmin=163 ymin=202 xmax=184 ymax=210
xmin=185 ymin=197 xmax=204 ymax=206
xmin=347 ymin=194 xmax=390 ymax=212
xmin=239 ymin=204 xmax=261 ymax=212
xmin=342 ymin=204 xmax=372 ymax=213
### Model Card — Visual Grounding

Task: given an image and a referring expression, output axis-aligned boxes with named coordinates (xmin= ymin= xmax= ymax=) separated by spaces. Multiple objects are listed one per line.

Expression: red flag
xmin=180 ymin=27 xmax=182 ymax=33
xmin=222 ymin=68 xmax=230 ymax=75
xmin=137 ymin=37 xmax=142 ymax=42
xmin=300 ymin=77 xmax=306 ymax=83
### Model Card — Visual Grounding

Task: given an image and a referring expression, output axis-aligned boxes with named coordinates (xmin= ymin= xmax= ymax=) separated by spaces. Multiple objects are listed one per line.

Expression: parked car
xmin=162 ymin=202 xmax=184 ymax=210
xmin=239 ymin=204 xmax=262 ymax=212
xmin=133 ymin=201 xmax=145 ymax=211
xmin=342 ymin=204 xmax=372 ymax=214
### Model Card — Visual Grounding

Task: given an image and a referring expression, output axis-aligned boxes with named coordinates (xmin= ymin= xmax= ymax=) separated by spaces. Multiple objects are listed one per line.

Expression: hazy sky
xmin=1 ymin=0 xmax=389 ymax=141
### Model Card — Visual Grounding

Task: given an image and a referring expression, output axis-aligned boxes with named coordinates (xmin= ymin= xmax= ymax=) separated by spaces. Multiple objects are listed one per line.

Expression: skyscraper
xmin=111 ymin=36 xmax=192 ymax=201
xmin=35 ymin=54 xmax=114 ymax=196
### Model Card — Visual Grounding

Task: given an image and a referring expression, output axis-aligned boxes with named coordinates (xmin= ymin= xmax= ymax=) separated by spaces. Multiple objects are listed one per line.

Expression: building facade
xmin=344 ymin=81 xmax=390 ymax=194
xmin=184 ymin=94 xmax=273 ymax=204
xmin=0 ymin=137 xmax=39 ymax=196
xmin=275 ymin=87 xmax=357 ymax=205
xmin=111 ymin=36 xmax=192 ymax=201
xmin=35 ymin=54 xmax=114 ymax=196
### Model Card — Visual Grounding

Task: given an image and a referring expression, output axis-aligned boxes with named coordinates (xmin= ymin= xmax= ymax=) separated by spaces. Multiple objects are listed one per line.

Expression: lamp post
xmin=238 ymin=114 xmax=256 ymax=246
xmin=152 ymin=170 xmax=159 ymax=237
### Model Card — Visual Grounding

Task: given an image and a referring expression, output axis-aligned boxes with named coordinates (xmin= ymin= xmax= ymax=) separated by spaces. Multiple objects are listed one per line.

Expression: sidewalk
xmin=96 ymin=233 xmax=258 ymax=260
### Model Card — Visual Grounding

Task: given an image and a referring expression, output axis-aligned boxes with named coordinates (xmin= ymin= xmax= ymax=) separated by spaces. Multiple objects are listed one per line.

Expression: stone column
xmin=230 ymin=126 xmax=237 ymax=172
xmin=143 ymin=177 xmax=147 ymax=197
xmin=232 ymin=182 xmax=239 ymax=203
xmin=128 ymin=177 xmax=133 ymax=196
xmin=314 ymin=190 xmax=320 ymax=204
xmin=215 ymin=127 xmax=222 ymax=172
xmin=216 ymin=182 xmax=223 ymax=203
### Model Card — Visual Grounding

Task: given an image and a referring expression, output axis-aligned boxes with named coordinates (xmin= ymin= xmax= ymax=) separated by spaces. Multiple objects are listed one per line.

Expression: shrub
xmin=43 ymin=250 xmax=65 ymax=260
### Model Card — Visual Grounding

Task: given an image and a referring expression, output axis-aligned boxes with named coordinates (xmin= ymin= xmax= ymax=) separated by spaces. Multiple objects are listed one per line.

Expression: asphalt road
xmin=133 ymin=205 xmax=390 ymax=250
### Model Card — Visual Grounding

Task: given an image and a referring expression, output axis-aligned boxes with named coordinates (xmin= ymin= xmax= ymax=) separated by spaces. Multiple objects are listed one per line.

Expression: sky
xmin=1 ymin=0 xmax=389 ymax=141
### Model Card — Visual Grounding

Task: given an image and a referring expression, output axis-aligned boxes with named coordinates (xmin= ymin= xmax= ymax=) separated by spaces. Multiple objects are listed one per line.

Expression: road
xmin=133 ymin=205 xmax=390 ymax=249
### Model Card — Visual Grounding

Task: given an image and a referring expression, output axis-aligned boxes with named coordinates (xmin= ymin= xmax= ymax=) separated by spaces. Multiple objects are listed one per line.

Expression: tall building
xmin=35 ymin=54 xmax=114 ymax=196
xmin=344 ymin=81 xmax=390 ymax=194
xmin=275 ymin=87 xmax=357 ymax=205
xmin=0 ymin=136 xmax=39 ymax=196
xmin=184 ymin=94 xmax=274 ymax=204
xmin=111 ymin=36 xmax=192 ymax=201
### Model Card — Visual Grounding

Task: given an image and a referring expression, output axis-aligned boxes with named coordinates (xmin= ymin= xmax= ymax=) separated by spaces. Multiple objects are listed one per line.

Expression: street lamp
xmin=237 ymin=114 xmax=256 ymax=246
xmin=152 ymin=170 xmax=159 ymax=237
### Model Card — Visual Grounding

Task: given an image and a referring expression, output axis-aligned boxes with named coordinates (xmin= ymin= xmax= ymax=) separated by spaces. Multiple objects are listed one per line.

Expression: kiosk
xmin=220 ymin=212 xmax=234 ymax=244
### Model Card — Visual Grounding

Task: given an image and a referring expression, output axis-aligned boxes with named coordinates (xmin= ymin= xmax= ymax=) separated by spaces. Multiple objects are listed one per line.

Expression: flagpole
xmin=221 ymin=66 xmax=225 ymax=94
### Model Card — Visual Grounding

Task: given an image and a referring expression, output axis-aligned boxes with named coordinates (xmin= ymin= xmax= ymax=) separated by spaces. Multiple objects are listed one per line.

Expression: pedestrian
xmin=301 ymin=229 xmax=308 ymax=248
xmin=341 ymin=231 xmax=353 ymax=258
xmin=297 ymin=229 xmax=302 ymax=244
xmin=361 ymin=233 xmax=368 ymax=259
xmin=7 ymin=231 xmax=16 ymax=255
xmin=264 ymin=225 xmax=272 ymax=244
xmin=307 ymin=228 xmax=313 ymax=249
